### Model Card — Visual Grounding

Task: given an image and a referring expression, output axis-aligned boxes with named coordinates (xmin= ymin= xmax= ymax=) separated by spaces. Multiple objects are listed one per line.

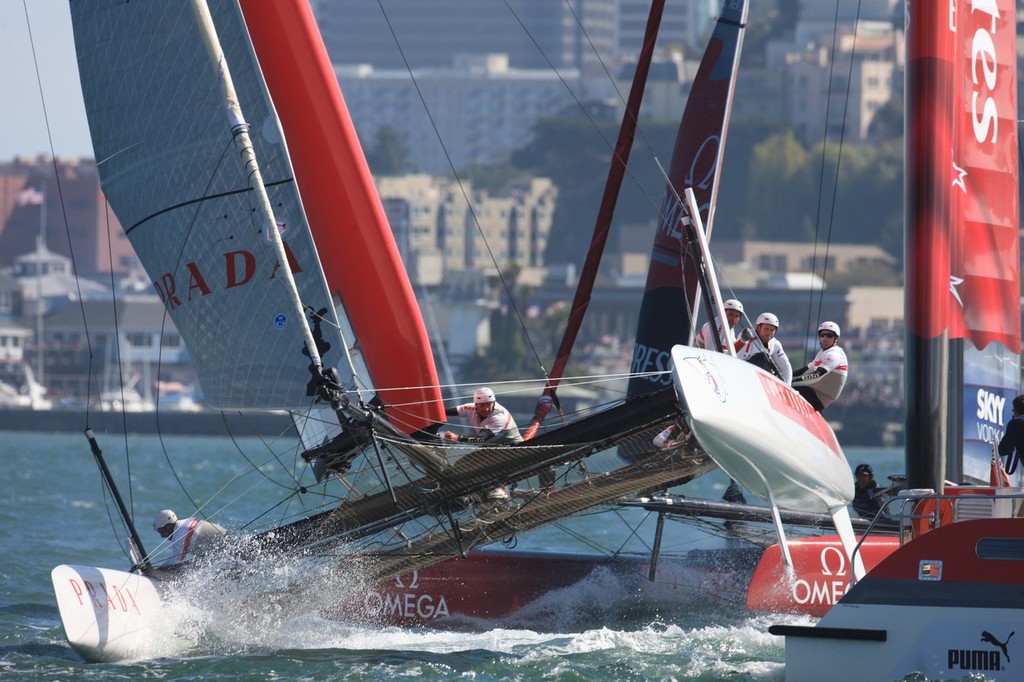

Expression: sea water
xmin=1 ymin=429 xmax=910 ymax=680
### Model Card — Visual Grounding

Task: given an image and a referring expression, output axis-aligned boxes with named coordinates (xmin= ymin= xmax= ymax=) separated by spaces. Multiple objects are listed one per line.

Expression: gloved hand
xmin=739 ymin=327 xmax=753 ymax=342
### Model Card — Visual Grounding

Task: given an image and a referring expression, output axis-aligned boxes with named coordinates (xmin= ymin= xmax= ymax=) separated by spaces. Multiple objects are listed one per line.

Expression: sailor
xmin=653 ymin=424 xmax=685 ymax=449
xmin=442 ymin=387 xmax=523 ymax=445
xmin=792 ymin=321 xmax=848 ymax=411
xmin=998 ymin=394 xmax=1024 ymax=476
xmin=852 ymin=463 xmax=886 ymax=518
xmin=152 ymin=509 xmax=227 ymax=567
xmin=736 ymin=312 xmax=793 ymax=384
xmin=695 ymin=298 xmax=749 ymax=352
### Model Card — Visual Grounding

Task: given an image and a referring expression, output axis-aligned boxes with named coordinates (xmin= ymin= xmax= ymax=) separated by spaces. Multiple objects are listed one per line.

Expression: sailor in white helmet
xmin=152 ymin=509 xmax=227 ymax=568
xmin=792 ymin=321 xmax=849 ymax=411
xmin=443 ymin=387 xmax=523 ymax=445
xmin=736 ymin=312 xmax=793 ymax=384
xmin=695 ymin=298 xmax=750 ymax=352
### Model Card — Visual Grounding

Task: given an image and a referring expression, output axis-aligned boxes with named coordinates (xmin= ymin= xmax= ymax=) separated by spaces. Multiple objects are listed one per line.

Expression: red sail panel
xmin=239 ymin=0 xmax=445 ymax=432
xmin=626 ymin=0 xmax=748 ymax=398
xmin=950 ymin=0 xmax=1020 ymax=353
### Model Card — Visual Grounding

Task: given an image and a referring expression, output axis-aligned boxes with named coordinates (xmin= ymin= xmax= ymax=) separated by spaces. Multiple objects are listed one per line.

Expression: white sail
xmin=71 ymin=1 xmax=353 ymax=410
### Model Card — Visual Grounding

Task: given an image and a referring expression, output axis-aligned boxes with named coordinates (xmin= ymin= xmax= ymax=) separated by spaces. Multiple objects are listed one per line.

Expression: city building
xmin=337 ymin=55 xmax=580 ymax=175
xmin=0 ymin=156 xmax=138 ymax=276
xmin=376 ymin=174 xmax=556 ymax=286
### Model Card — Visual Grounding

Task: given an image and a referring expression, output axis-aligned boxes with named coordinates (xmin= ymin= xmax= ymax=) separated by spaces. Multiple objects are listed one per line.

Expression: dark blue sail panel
xmin=627 ymin=0 xmax=749 ymax=398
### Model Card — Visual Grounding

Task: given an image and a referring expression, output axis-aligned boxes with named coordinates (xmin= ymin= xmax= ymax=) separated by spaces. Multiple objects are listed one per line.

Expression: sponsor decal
xmin=67 ymin=578 xmax=142 ymax=615
xmin=790 ymin=545 xmax=850 ymax=607
xmin=757 ymin=373 xmax=839 ymax=454
xmin=918 ymin=559 xmax=943 ymax=581
xmin=630 ymin=343 xmax=675 ymax=386
xmin=363 ymin=570 xmax=450 ymax=621
xmin=152 ymin=242 xmax=304 ymax=311
xmin=947 ymin=629 xmax=1014 ymax=672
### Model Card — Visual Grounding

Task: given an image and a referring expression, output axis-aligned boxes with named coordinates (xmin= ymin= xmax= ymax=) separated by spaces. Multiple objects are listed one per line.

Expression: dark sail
xmin=627 ymin=1 xmax=749 ymax=398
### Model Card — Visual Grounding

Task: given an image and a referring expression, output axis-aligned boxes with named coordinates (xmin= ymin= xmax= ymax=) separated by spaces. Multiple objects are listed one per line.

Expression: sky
xmin=0 ymin=0 xmax=94 ymax=160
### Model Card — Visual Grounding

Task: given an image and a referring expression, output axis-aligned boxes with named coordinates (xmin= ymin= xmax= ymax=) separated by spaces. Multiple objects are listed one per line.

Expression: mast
xmin=522 ymin=0 xmax=666 ymax=439
xmin=239 ymin=0 xmax=446 ymax=434
xmin=84 ymin=428 xmax=151 ymax=571
xmin=904 ymin=0 xmax=954 ymax=491
xmin=189 ymin=0 xmax=325 ymax=379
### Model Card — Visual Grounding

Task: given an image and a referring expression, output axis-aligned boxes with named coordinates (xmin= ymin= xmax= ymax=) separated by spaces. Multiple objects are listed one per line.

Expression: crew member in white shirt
xmin=792 ymin=321 xmax=848 ymax=411
xmin=152 ymin=509 xmax=227 ymax=567
xmin=737 ymin=312 xmax=793 ymax=384
xmin=695 ymin=298 xmax=747 ymax=353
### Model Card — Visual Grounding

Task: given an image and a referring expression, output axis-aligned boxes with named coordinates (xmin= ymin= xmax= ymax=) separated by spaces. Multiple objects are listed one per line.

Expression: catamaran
xmin=49 ymin=0 xmax=912 ymax=663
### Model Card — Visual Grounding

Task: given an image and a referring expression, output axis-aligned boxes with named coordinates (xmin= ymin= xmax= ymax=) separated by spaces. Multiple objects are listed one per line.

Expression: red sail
xmin=626 ymin=1 xmax=748 ymax=398
xmin=949 ymin=0 xmax=1020 ymax=353
xmin=239 ymin=0 xmax=445 ymax=433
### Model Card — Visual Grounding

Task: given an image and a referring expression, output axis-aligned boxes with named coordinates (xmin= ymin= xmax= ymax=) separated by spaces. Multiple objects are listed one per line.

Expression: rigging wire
xmin=802 ymin=0 xmax=863 ymax=363
xmin=19 ymin=0 xmax=133 ymax=552
xmin=374 ymin=0 xmax=548 ymax=380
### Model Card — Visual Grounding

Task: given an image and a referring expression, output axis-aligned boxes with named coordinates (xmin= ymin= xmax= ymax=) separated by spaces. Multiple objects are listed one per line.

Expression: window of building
xmin=125 ymin=332 xmax=153 ymax=348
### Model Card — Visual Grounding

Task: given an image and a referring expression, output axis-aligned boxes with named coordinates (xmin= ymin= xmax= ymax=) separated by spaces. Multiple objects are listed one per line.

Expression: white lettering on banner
xmin=976 ymin=389 xmax=1005 ymax=424
xmin=978 ymin=422 xmax=1004 ymax=443
xmin=969 ymin=0 xmax=1003 ymax=144
xmin=792 ymin=545 xmax=850 ymax=606
xmin=630 ymin=344 xmax=673 ymax=385
xmin=363 ymin=590 xmax=450 ymax=620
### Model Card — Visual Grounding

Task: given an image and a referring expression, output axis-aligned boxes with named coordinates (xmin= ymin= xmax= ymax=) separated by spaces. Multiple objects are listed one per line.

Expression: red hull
xmin=328 ymin=548 xmax=763 ymax=628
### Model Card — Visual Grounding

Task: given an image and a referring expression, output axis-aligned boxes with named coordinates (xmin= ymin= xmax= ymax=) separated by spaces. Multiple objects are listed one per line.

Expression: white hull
xmin=670 ymin=346 xmax=852 ymax=510
xmin=51 ymin=564 xmax=165 ymax=662
xmin=774 ymin=517 xmax=1024 ymax=680
xmin=783 ymin=603 xmax=1024 ymax=681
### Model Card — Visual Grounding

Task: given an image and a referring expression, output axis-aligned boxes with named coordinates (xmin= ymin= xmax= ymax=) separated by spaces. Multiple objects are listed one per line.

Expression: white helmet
xmin=818 ymin=321 xmax=841 ymax=337
xmin=153 ymin=509 xmax=177 ymax=530
xmin=723 ymin=299 xmax=744 ymax=313
xmin=756 ymin=312 xmax=779 ymax=328
xmin=473 ymin=387 xmax=496 ymax=404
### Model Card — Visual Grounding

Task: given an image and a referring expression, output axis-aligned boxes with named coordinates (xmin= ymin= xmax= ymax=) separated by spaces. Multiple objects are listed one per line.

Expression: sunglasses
xmin=818 ymin=332 xmax=836 ymax=338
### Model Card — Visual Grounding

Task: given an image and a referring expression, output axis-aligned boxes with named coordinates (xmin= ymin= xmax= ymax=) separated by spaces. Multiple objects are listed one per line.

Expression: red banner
xmin=949 ymin=0 xmax=1020 ymax=353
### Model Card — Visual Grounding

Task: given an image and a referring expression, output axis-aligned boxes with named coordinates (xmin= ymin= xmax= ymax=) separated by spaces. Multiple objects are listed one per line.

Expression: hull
xmin=51 ymin=565 xmax=164 ymax=663
xmin=670 ymin=346 xmax=852 ymax=510
xmin=326 ymin=547 xmax=762 ymax=628
xmin=54 ymin=547 xmax=763 ymax=661
xmin=774 ymin=518 xmax=1024 ymax=681
xmin=746 ymin=535 xmax=899 ymax=617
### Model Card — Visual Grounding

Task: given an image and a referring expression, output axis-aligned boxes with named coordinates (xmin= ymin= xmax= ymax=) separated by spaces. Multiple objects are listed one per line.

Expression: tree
xmin=744 ymin=130 xmax=814 ymax=240
xmin=365 ymin=125 xmax=410 ymax=174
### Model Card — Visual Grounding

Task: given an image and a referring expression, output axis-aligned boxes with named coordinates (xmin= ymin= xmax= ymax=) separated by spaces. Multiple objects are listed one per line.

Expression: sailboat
xmin=770 ymin=1 xmax=1024 ymax=679
xmin=47 ymin=0 xmax=747 ymax=661
xmin=49 ymin=0 xmax=893 ymax=663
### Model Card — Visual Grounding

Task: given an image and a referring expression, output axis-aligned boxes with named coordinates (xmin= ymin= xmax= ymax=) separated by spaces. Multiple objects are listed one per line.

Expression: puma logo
xmin=981 ymin=630 xmax=1014 ymax=661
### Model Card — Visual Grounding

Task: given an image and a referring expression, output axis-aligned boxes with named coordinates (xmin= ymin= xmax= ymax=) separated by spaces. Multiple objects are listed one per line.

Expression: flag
xmin=15 ymin=187 xmax=44 ymax=206
xmin=991 ymin=444 xmax=1011 ymax=487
